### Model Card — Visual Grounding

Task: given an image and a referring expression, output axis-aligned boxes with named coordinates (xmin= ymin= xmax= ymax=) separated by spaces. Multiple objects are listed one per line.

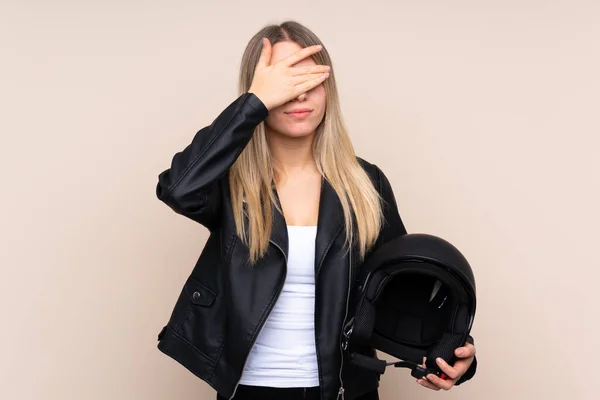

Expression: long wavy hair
xmin=230 ymin=21 xmax=383 ymax=265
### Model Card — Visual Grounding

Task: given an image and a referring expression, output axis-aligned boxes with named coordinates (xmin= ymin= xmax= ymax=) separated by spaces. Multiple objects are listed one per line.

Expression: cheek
xmin=264 ymin=113 xmax=284 ymax=129
xmin=313 ymin=86 xmax=327 ymax=110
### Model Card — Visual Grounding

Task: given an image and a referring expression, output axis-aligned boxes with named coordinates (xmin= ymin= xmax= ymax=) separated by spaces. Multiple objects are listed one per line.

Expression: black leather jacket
xmin=155 ymin=92 xmax=476 ymax=400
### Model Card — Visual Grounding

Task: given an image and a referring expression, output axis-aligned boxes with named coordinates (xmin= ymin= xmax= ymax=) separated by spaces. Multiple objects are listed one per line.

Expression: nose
xmin=295 ymin=92 xmax=307 ymax=101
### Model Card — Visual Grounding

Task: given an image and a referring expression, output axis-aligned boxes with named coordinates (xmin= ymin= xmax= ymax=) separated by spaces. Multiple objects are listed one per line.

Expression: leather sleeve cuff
xmin=466 ymin=335 xmax=474 ymax=346
xmin=246 ymin=92 xmax=269 ymax=119
xmin=455 ymin=352 xmax=477 ymax=385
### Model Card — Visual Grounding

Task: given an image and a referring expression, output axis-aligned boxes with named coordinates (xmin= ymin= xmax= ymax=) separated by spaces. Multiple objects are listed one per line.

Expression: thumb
xmin=257 ymin=38 xmax=272 ymax=68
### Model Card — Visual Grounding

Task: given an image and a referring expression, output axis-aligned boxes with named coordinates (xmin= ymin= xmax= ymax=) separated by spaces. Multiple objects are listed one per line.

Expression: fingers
xmin=290 ymin=64 xmax=331 ymax=76
xmin=417 ymin=357 xmax=440 ymax=390
xmin=417 ymin=356 xmax=458 ymax=391
xmin=449 ymin=355 xmax=475 ymax=379
xmin=435 ymin=357 xmax=461 ymax=380
xmin=281 ymin=44 xmax=323 ymax=67
xmin=256 ymin=38 xmax=272 ymax=68
xmin=291 ymin=72 xmax=330 ymax=86
xmin=425 ymin=373 xmax=456 ymax=391
xmin=455 ymin=343 xmax=476 ymax=358
xmin=417 ymin=378 xmax=441 ymax=391
xmin=421 ymin=357 xmax=474 ymax=391
xmin=293 ymin=72 xmax=329 ymax=95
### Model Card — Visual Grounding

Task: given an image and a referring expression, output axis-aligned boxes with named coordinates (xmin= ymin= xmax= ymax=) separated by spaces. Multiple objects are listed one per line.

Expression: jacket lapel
xmin=315 ymin=177 xmax=345 ymax=275
xmin=270 ymin=187 xmax=289 ymax=258
xmin=269 ymin=177 xmax=346 ymax=273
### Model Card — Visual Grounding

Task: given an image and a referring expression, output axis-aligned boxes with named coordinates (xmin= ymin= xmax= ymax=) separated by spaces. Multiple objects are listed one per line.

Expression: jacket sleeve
xmin=455 ymin=335 xmax=478 ymax=385
xmin=156 ymin=92 xmax=269 ymax=230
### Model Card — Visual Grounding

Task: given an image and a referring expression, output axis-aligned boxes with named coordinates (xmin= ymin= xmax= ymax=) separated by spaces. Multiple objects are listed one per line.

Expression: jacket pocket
xmin=173 ymin=276 xmax=224 ymax=363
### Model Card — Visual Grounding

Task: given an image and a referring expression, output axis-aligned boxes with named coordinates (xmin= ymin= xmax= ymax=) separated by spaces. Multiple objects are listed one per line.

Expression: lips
xmin=285 ymin=108 xmax=313 ymax=114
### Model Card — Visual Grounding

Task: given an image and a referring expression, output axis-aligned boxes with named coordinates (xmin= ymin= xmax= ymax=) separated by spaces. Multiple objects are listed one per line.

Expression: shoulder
xmin=356 ymin=157 xmax=408 ymax=240
xmin=356 ymin=156 xmax=387 ymax=193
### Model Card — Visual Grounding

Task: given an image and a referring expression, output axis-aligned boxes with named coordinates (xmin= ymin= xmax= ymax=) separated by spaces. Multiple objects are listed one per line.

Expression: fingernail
xmin=436 ymin=357 xmax=444 ymax=364
xmin=456 ymin=349 xmax=464 ymax=356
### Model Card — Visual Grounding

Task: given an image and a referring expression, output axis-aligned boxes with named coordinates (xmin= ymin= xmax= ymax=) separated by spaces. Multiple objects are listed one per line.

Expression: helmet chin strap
xmin=342 ymin=317 xmax=452 ymax=380
xmin=348 ymin=353 xmax=450 ymax=380
xmin=388 ymin=360 xmax=449 ymax=380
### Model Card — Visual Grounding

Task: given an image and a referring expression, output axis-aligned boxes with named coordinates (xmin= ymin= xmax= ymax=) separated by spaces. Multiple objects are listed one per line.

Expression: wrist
xmin=248 ymin=89 xmax=271 ymax=111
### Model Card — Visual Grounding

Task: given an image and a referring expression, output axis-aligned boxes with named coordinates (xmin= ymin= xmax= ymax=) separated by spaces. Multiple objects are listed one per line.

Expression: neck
xmin=268 ymin=130 xmax=318 ymax=178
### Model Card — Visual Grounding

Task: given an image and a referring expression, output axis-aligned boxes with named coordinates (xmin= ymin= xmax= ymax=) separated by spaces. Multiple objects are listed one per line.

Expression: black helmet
xmin=342 ymin=233 xmax=476 ymax=380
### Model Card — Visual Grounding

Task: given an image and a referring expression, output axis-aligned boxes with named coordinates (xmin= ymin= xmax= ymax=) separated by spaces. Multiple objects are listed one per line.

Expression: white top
xmin=239 ymin=225 xmax=320 ymax=387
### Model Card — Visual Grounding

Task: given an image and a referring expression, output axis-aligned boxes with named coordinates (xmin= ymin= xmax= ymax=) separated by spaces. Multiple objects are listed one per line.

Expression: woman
xmin=156 ymin=21 xmax=477 ymax=400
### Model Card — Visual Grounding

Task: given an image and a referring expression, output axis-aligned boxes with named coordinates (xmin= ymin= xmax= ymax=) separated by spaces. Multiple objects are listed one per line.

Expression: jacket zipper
xmin=229 ymin=239 xmax=288 ymax=400
xmin=337 ymin=247 xmax=353 ymax=400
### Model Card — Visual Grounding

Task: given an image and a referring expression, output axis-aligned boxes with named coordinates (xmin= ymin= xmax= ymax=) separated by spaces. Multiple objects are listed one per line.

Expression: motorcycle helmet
xmin=342 ymin=233 xmax=476 ymax=380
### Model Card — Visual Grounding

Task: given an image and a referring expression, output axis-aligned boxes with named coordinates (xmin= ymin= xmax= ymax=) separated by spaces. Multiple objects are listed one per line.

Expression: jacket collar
xmin=270 ymin=176 xmax=345 ymax=274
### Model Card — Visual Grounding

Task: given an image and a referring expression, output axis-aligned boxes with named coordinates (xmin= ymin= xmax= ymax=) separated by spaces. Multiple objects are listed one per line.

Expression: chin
xmin=282 ymin=127 xmax=317 ymax=138
xmin=269 ymin=122 xmax=320 ymax=138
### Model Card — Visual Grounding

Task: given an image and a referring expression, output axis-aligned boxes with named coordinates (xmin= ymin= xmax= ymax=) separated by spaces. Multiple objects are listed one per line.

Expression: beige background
xmin=1 ymin=1 xmax=598 ymax=399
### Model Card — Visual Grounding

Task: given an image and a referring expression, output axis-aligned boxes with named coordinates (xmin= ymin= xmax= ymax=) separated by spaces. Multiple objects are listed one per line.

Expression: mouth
xmin=285 ymin=109 xmax=313 ymax=118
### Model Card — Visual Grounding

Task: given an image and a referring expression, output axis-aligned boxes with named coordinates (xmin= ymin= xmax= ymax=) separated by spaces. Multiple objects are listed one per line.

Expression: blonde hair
xmin=230 ymin=21 xmax=383 ymax=264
